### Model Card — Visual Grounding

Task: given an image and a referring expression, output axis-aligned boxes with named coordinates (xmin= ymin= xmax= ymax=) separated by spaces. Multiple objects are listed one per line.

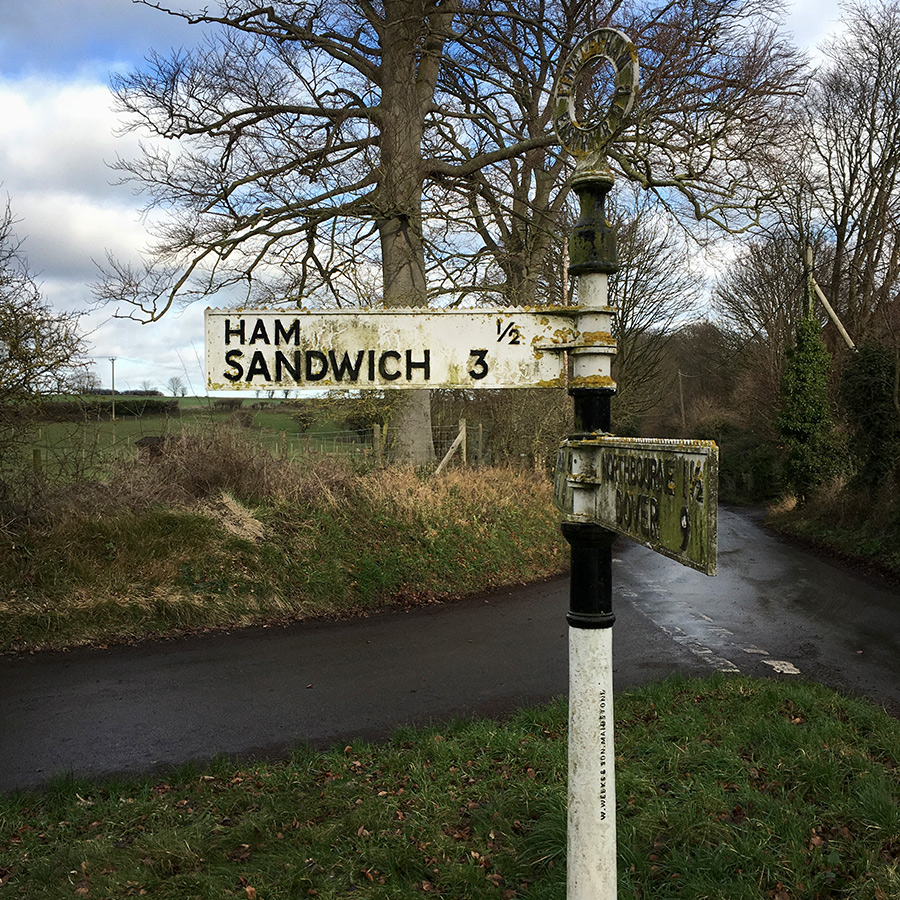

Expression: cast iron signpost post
xmin=551 ymin=28 xmax=638 ymax=900
xmin=205 ymin=28 xmax=717 ymax=900
xmin=552 ymin=29 xmax=717 ymax=900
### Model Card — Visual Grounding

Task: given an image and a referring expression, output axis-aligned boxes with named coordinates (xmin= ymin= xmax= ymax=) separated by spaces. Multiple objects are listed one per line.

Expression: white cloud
xmin=0 ymin=75 xmax=153 ymax=277
xmin=0 ymin=78 xmax=123 ymax=196
xmin=15 ymin=193 xmax=152 ymax=289
xmin=0 ymin=72 xmax=205 ymax=390
xmin=784 ymin=0 xmax=843 ymax=59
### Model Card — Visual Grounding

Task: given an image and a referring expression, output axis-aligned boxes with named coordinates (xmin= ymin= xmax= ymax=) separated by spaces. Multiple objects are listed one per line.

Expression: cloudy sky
xmin=1 ymin=0 xmax=844 ymax=394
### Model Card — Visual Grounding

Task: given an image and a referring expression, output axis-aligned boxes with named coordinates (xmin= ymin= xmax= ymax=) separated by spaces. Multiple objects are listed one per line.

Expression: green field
xmin=23 ymin=397 xmax=377 ymax=481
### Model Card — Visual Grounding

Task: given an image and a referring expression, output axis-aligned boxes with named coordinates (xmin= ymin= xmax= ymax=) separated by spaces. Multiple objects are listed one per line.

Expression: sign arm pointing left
xmin=205 ymin=308 xmax=602 ymax=392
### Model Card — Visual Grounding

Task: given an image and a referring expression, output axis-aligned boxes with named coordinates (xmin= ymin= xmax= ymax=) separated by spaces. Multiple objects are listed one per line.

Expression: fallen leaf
xmin=229 ymin=844 xmax=252 ymax=862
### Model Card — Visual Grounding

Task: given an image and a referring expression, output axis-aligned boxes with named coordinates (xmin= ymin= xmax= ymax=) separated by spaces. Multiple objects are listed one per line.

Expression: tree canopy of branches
xmin=802 ymin=0 xmax=900 ymax=347
xmin=713 ymin=230 xmax=817 ymax=423
xmin=609 ymin=0 xmax=805 ymax=232
xmin=609 ymin=187 xmax=700 ymax=429
xmin=95 ymin=0 xmax=805 ymax=458
xmin=427 ymin=0 xmax=808 ymax=306
xmin=97 ymin=0 xmax=806 ymax=317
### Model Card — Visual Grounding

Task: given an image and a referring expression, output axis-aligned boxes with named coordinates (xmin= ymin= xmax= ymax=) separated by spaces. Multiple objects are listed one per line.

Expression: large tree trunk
xmin=374 ymin=0 xmax=458 ymax=464
xmin=379 ymin=211 xmax=434 ymax=463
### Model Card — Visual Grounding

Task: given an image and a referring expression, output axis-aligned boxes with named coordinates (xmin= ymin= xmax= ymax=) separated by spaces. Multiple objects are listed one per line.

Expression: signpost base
xmin=563 ymin=520 xmax=617 ymax=899
xmin=568 ymin=625 xmax=617 ymax=900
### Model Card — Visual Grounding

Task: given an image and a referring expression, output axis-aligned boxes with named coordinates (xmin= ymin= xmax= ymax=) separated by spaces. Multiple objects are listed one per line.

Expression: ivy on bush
xmin=776 ymin=317 xmax=841 ymax=502
xmin=840 ymin=345 xmax=900 ymax=488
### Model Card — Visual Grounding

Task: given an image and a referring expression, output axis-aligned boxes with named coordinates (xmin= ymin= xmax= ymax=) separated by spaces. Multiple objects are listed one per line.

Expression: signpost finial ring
xmin=553 ymin=28 xmax=638 ymax=167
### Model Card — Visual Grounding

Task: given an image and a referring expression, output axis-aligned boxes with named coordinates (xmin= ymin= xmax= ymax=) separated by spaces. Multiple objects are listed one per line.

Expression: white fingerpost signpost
xmin=205 ymin=308 xmax=581 ymax=391
xmin=205 ymin=28 xmax=718 ymax=900
xmin=551 ymin=29 xmax=639 ymax=900
xmin=552 ymin=29 xmax=717 ymax=900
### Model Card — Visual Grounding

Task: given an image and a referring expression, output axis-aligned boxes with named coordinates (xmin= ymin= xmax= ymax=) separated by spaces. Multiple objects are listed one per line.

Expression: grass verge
xmin=766 ymin=486 xmax=900 ymax=581
xmin=1 ymin=676 xmax=898 ymax=899
xmin=0 ymin=433 xmax=566 ymax=653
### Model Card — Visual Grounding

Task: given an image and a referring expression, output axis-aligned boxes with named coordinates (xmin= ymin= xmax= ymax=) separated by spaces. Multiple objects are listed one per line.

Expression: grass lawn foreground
xmin=1 ymin=675 xmax=898 ymax=899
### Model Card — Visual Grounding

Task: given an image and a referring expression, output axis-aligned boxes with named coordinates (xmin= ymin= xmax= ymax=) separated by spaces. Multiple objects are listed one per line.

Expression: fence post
xmin=32 ymin=448 xmax=42 ymax=477
xmin=280 ymin=430 xmax=287 ymax=459
xmin=459 ymin=418 xmax=467 ymax=466
xmin=373 ymin=423 xmax=383 ymax=466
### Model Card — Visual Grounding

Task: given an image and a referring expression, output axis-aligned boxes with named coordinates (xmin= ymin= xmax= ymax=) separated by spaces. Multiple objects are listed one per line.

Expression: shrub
xmin=840 ymin=344 xmax=900 ymax=489
xmin=776 ymin=317 xmax=843 ymax=502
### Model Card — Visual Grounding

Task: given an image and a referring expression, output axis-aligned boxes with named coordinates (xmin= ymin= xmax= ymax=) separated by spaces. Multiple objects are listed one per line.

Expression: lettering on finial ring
xmin=553 ymin=29 xmax=638 ymax=158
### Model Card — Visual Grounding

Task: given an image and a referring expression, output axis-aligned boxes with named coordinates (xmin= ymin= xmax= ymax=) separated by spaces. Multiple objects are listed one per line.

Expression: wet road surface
xmin=618 ymin=507 xmax=900 ymax=713
xmin=2 ymin=507 xmax=898 ymax=792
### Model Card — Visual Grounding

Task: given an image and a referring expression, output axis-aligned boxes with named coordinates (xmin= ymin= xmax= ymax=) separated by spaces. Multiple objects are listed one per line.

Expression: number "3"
xmin=468 ymin=349 xmax=489 ymax=380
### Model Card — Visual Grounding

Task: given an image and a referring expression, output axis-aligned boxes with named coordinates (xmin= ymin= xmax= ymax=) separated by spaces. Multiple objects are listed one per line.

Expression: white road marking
xmin=634 ymin=616 xmax=741 ymax=674
xmin=761 ymin=659 xmax=801 ymax=675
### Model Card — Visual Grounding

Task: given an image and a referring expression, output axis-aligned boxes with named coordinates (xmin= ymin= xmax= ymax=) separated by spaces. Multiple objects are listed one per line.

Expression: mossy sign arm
xmin=554 ymin=435 xmax=719 ymax=575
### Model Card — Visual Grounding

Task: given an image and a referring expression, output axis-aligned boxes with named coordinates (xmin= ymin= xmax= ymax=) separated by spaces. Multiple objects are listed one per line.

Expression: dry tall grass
xmin=0 ymin=425 xmax=567 ymax=652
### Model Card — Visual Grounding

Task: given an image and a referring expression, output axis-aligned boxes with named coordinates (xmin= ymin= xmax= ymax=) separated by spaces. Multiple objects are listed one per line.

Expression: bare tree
xmin=803 ymin=0 xmax=900 ymax=347
xmin=94 ymin=0 xmax=805 ymax=459
xmin=72 ymin=370 xmax=103 ymax=394
xmin=96 ymin=0 xmax=480 ymax=461
xmin=609 ymin=187 xmax=701 ymax=429
xmin=613 ymin=0 xmax=807 ymax=233
xmin=166 ymin=375 xmax=186 ymax=397
xmin=423 ymin=0 xmax=580 ymax=308
xmin=432 ymin=0 xmax=808 ymax=299
xmin=712 ymin=230 xmax=815 ymax=434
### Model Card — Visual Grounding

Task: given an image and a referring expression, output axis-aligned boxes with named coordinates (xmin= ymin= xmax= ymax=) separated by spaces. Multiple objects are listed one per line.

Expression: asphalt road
xmin=2 ymin=506 xmax=898 ymax=793
xmin=616 ymin=507 xmax=900 ymax=713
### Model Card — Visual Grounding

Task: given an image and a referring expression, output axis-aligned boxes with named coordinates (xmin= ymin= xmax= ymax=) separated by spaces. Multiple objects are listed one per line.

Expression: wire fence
xmin=22 ymin=418 xmax=487 ymax=482
xmin=255 ymin=421 xmax=485 ymax=467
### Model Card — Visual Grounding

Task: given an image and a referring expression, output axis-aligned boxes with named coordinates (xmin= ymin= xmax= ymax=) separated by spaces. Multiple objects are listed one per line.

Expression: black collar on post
xmin=562 ymin=522 xmax=616 ymax=628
